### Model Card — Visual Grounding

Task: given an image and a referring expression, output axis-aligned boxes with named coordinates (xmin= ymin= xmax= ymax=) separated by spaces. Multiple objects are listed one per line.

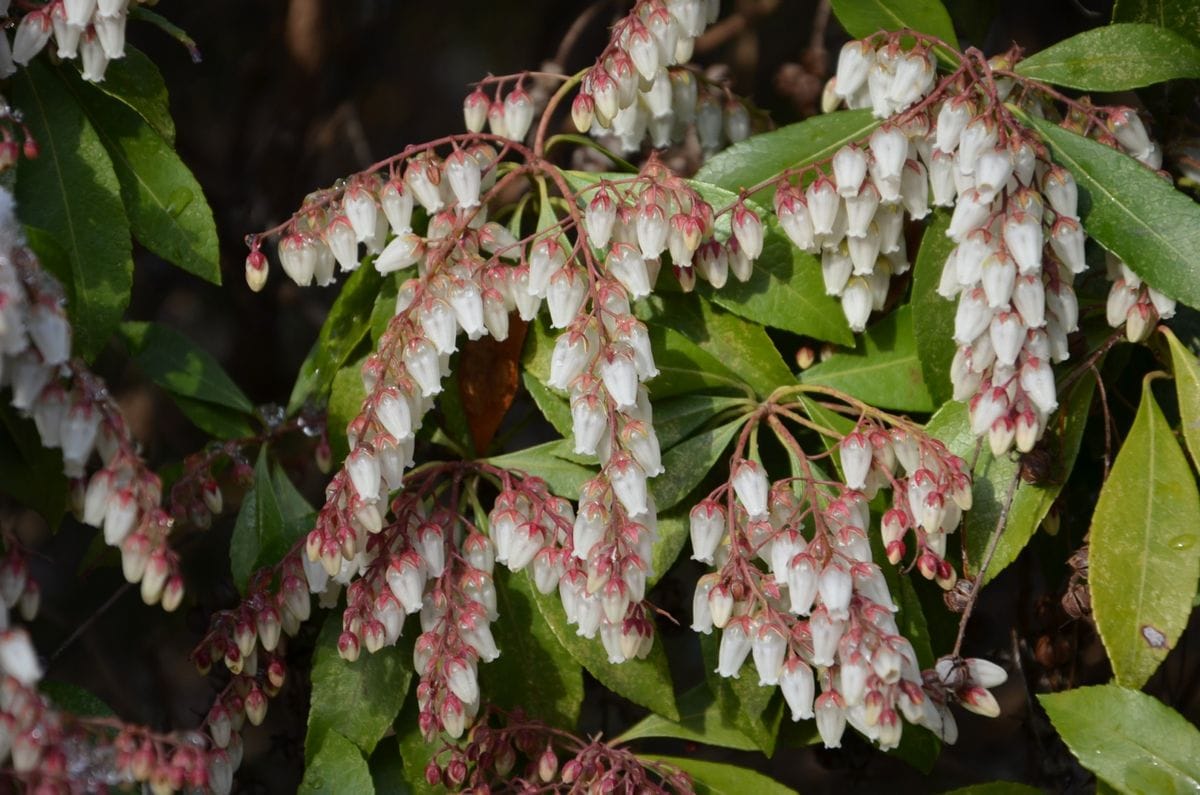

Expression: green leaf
xmin=1039 ymin=685 xmax=1200 ymax=794
xmin=228 ymin=449 xmax=284 ymax=591
xmin=940 ymin=784 xmax=1044 ymax=794
xmin=910 ymin=210 xmax=958 ymax=405
xmin=307 ymin=612 xmax=412 ymax=760
xmin=67 ymin=73 xmax=219 ymax=284
xmin=696 ymin=110 xmax=881 ymax=204
xmin=1164 ymin=327 xmax=1200 ymax=469
xmin=926 ymin=375 xmax=1095 ymax=584
xmin=486 ymin=440 xmax=597 ymax=500
xmin=655 ymin=395 xmax=747 ymax=449
xmin=647 ymin=324 xmax=753 ymax=398
xmin=614 ymin=684 xmax=758 ymax=750
xmin=829 ymin=0 xmax=960 ymax=59
xmin=121 ymin=322 xmax=254 ymax=414
xmin=529 ymin=587 xmax=679 ymax=721
xmin=1022 ymin=113 xmax=1200 ymax=308
xmin=0 ymin=404 xmax=69 ymax=523
xmin=328 ymin=362 xmax=367 ymax=464
xmin=83 ymin=46 xmax=175 ymax=144
xmin=170 ymin=394 xmax=257 ymax=439
xmin=522 ymin=371 xmax=573 ymax=437
xmin=482 ymin=571 xmax=584 ymax=726
xmin=699 ymin=633 xmax=784 ymax=755
xmin=652 ymin=417 xmax=747 ymax=511
xmin=642 ymin=294 xmax=794 ymax=398
xmin=637 ymin=755 xmax=797 ymax=795
xmin=1114 ymin=0 xmax=1200 ymax=45
xmin=368 ymin=740 xmax=411 ymax=795
xmin=15 ymin=61 xmax=132 ymax=361
xmin=685 ymin=181 xmax=854 ymax=345
xmin=289 ymin=265 xmax=386 ymax=413
xmin=1090 ymin=377 xmax=1200 ymax=688
xmin=301 ymin=730 xmax=376 ymax=795
xmin=39 ymin=681 xmax=114 ymax=718
xmin=801 ymin=306 xmax=935 ymax=413
xmin=1014 ymin=23 xmax=1200 ymax=90
xmin=649 ymin=509 xmax=688 ymax=588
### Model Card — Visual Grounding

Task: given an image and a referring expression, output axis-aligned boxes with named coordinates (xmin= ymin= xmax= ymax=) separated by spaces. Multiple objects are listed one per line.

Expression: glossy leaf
xmin=121 ymin=322 xmax=254 ymax=414
xmin=486 ymin=440 xmax=597 ymax=500
xmin=655 ymin=395 xmax=747 ymax=449
xmin=647 ymin=324 xmax=754 ymax=398
xmin=638 ymin=755 xmax=797 ymax=795
xmin=649 ymin=509 xmax=688 ymax=588
xmin=801 ymin=306 xmax=935 ymax=413
xmin=1114 ymin=0 xmax=1200 ymax=44
xmin=1015 ymin=24 xmax=1200 ymax=90
xmin=170 ymin=395 xmax=257 ymax=439
xmin=15 ymin=61 xmax=132 ymax=361
xmin=328 ymin=363 xmax=367 ymax=464
xmin=653 ymin=417 xmax=747 ymax=510
xmin=1039 ymin=685 xmax=1200 ymax=794
xmin=307 ymin=612 xmax=412 ymax=760
xmin=829 ymin=0 xmax=960 ymax=59
xmin=289 ymin=265 xmax=384 ymax=413
xmin=83 ymin=46 xmax=175 ymax=144
xmin=699 ymin=633 xmax=784 ymax=755
xmin=696 ymin=109 xmax=881 ymax=203
xmin=227 ymin=449 xmax=310 ymax=591
xmin=1164 ymin=327 xmax=1200 ymax=469
xmin=1090 ymin=378 xmax=1200 ymax=688
xmin=523 ymin=371 xmax=573 ymax=437
xmin=614 ymin=684 xmax=758 ymax=750
xmin=482 ymin=571 xmax=584 ymax=726
xmin=71 ymin=74 xmax=220 ymax=284
xmin=1023 ymin=114 xmax=1200 ymax=308
xmin=926 ymin=376 xmax=1095 ymax=583
xmin=530 ymin=588 xmax=679 ymax=721
xmin=910 ymin=210 xmax=958 ymax=405
xmin=300 ymin=730 xmax=375 ymax=795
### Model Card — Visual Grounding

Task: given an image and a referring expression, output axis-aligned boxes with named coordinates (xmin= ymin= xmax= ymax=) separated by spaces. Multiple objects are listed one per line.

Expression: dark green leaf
xmin=1113 ymin=0 xmax=1200 ymax=45
xmin=1022 ymin=114 xmax=1200 ymax=308
xmin=656 ymin=395 xmax=746 ymax=449
xmin=307 ymin=612 xmax=412 ymax=760
xmin=652 ymin=417 xmax=747 ymax=511
xmin=614 ymin=684 xmax=758 ymax=750
xmin=530 ymin=588 xmax=679 ymax=720
xmin=647 ymin=324 xmax=754 ymax=398
xmin=699 ymin=633 xmax=784 ymax=755
xmin=926 ymin=375 xmax=1095 ymax=584
xmin=649 ymin=509 xmax=688 ymax=588
xmin=301 ymin=730 xmax=375 ymax=795
xmin=169 ymin=394 xmax=257 ymax=439
xmin=328 ymin=362 xmax=367 ymax=464
xmin=370 ymin=274 xmax=401 ymax=344
xmin=801 ymin=306 xmax=935 ymax=413
xmin=121 ymin=321 xmax=254 ymax=413
xmin=940 ymin=784 xmax=1044 ymax=794
xmin=696 ymin=110 xmax=881 ymax=204
xmin=68 ymin=73 xmax=219 ymax=284
xmin=486 ymin=440 xmax=597 ymax=500
xmin=39 ymin=682 xmax=114 ymax=717
xmin=1039 ymin=685 xmax=1200 ymax=794
xmin=637 ymin=755 xmax=797 ymax=795
xmin=829 ymin=0 xmax=960 ymax=59
xmin=1090 ymin=377 xmax=1200 ymax=688
xmin=289 ymin=265 xmax=385 ymax=413
xmin=0 ymin=403 xmax=69 ymax=523
xmin=368 ymin=740 xmax=411 ymax=795
xmin=483 ymin=571 xmax=584 ymax=726
xmin=15 ymin=61 xmax=132 ymax=361
xmin=910 ymin=210 xmax=958 ymax=405
xmin=522 ymin=371 xmax=573 ymax=437
xmin=1164 ymin=327 xmax=1200 ymax=469
xmin=228 ymin=449 xmax=284 ymax=591
xmin=1014 ymin=23 xmax=1200 ymax=90
xmin=80 ymin=46 xmax=175 ymax=144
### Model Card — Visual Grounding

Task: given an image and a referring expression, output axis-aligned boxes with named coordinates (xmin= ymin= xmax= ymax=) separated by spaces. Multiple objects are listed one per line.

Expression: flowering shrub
xmin=2 ymin=0 xmax=1200 ymax=792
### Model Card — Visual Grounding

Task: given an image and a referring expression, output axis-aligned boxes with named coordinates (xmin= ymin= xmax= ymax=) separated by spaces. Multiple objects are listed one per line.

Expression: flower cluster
xmin=690 ymin=410 xmax=1002 ymax=749
xmin=426 ymin=707 xmax=691 ymax=792
xmin=3 ymin=0 xmax=131 ymax=82
xmin=0 ymin=188 xmax=184 ymax=610
xmin=568 ymin=0 xmax=753 ymax=155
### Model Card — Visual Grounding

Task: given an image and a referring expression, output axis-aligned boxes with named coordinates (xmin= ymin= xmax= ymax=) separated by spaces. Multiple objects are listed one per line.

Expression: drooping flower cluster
xmin=425 ymin=707 xmax=692 ymax=792
xmin=0 ymin=188 xmax=184 ymax=610
xmin=2 ymin=0 xmax=131 ymax=82
xmin=567 ymin=0 xmax=753 ymax=155
xmin=690 ymin=410 xmax=1003 ymax=749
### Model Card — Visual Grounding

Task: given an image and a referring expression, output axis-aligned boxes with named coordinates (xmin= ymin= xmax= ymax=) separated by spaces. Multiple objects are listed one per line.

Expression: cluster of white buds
xmin=462 ymin=82 xmax=536 ymax=143
xmin=922 ymin=654 xmax=1010 ymax=743
xmin=0 ymin=547 xmax=38 ymax=634
xmin=689 ymin=416 xmax=1001 ymax=749
xmin=569 ymin=0 xmax=750 ymax=155
xmin=2 ymin=0 xmax=130 ymax=82
xmin=0 ymin=188 xmax=183 ymax=609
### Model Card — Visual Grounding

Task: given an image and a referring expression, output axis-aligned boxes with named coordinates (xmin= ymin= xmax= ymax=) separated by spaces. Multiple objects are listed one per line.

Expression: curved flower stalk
xmin=424 ymin=706 xmax=691 ymax=792
xmin=0 ymin=188 xmax=185 ymax=610
xmin=2 ymin=0 xmax=136 ymax=82
xmin=688 ymin=390 xmax=1005 ymax=749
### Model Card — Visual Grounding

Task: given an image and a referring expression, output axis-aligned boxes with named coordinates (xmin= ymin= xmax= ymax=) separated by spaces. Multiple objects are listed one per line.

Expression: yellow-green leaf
xmin=1015 ymin=23 xmax=1200 ymax=90
xmin=1164 ymin=327 xmax=1200 ymax=469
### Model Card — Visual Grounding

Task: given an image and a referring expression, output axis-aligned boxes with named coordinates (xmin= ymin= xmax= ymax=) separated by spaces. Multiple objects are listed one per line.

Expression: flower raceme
xmin=3 ymin=0 xmax=131 ymax=82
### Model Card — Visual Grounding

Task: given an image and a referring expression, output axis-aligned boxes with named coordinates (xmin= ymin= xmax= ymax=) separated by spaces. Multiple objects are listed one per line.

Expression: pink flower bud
xmin=463 ymin=87 xmax=489 ymax=132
